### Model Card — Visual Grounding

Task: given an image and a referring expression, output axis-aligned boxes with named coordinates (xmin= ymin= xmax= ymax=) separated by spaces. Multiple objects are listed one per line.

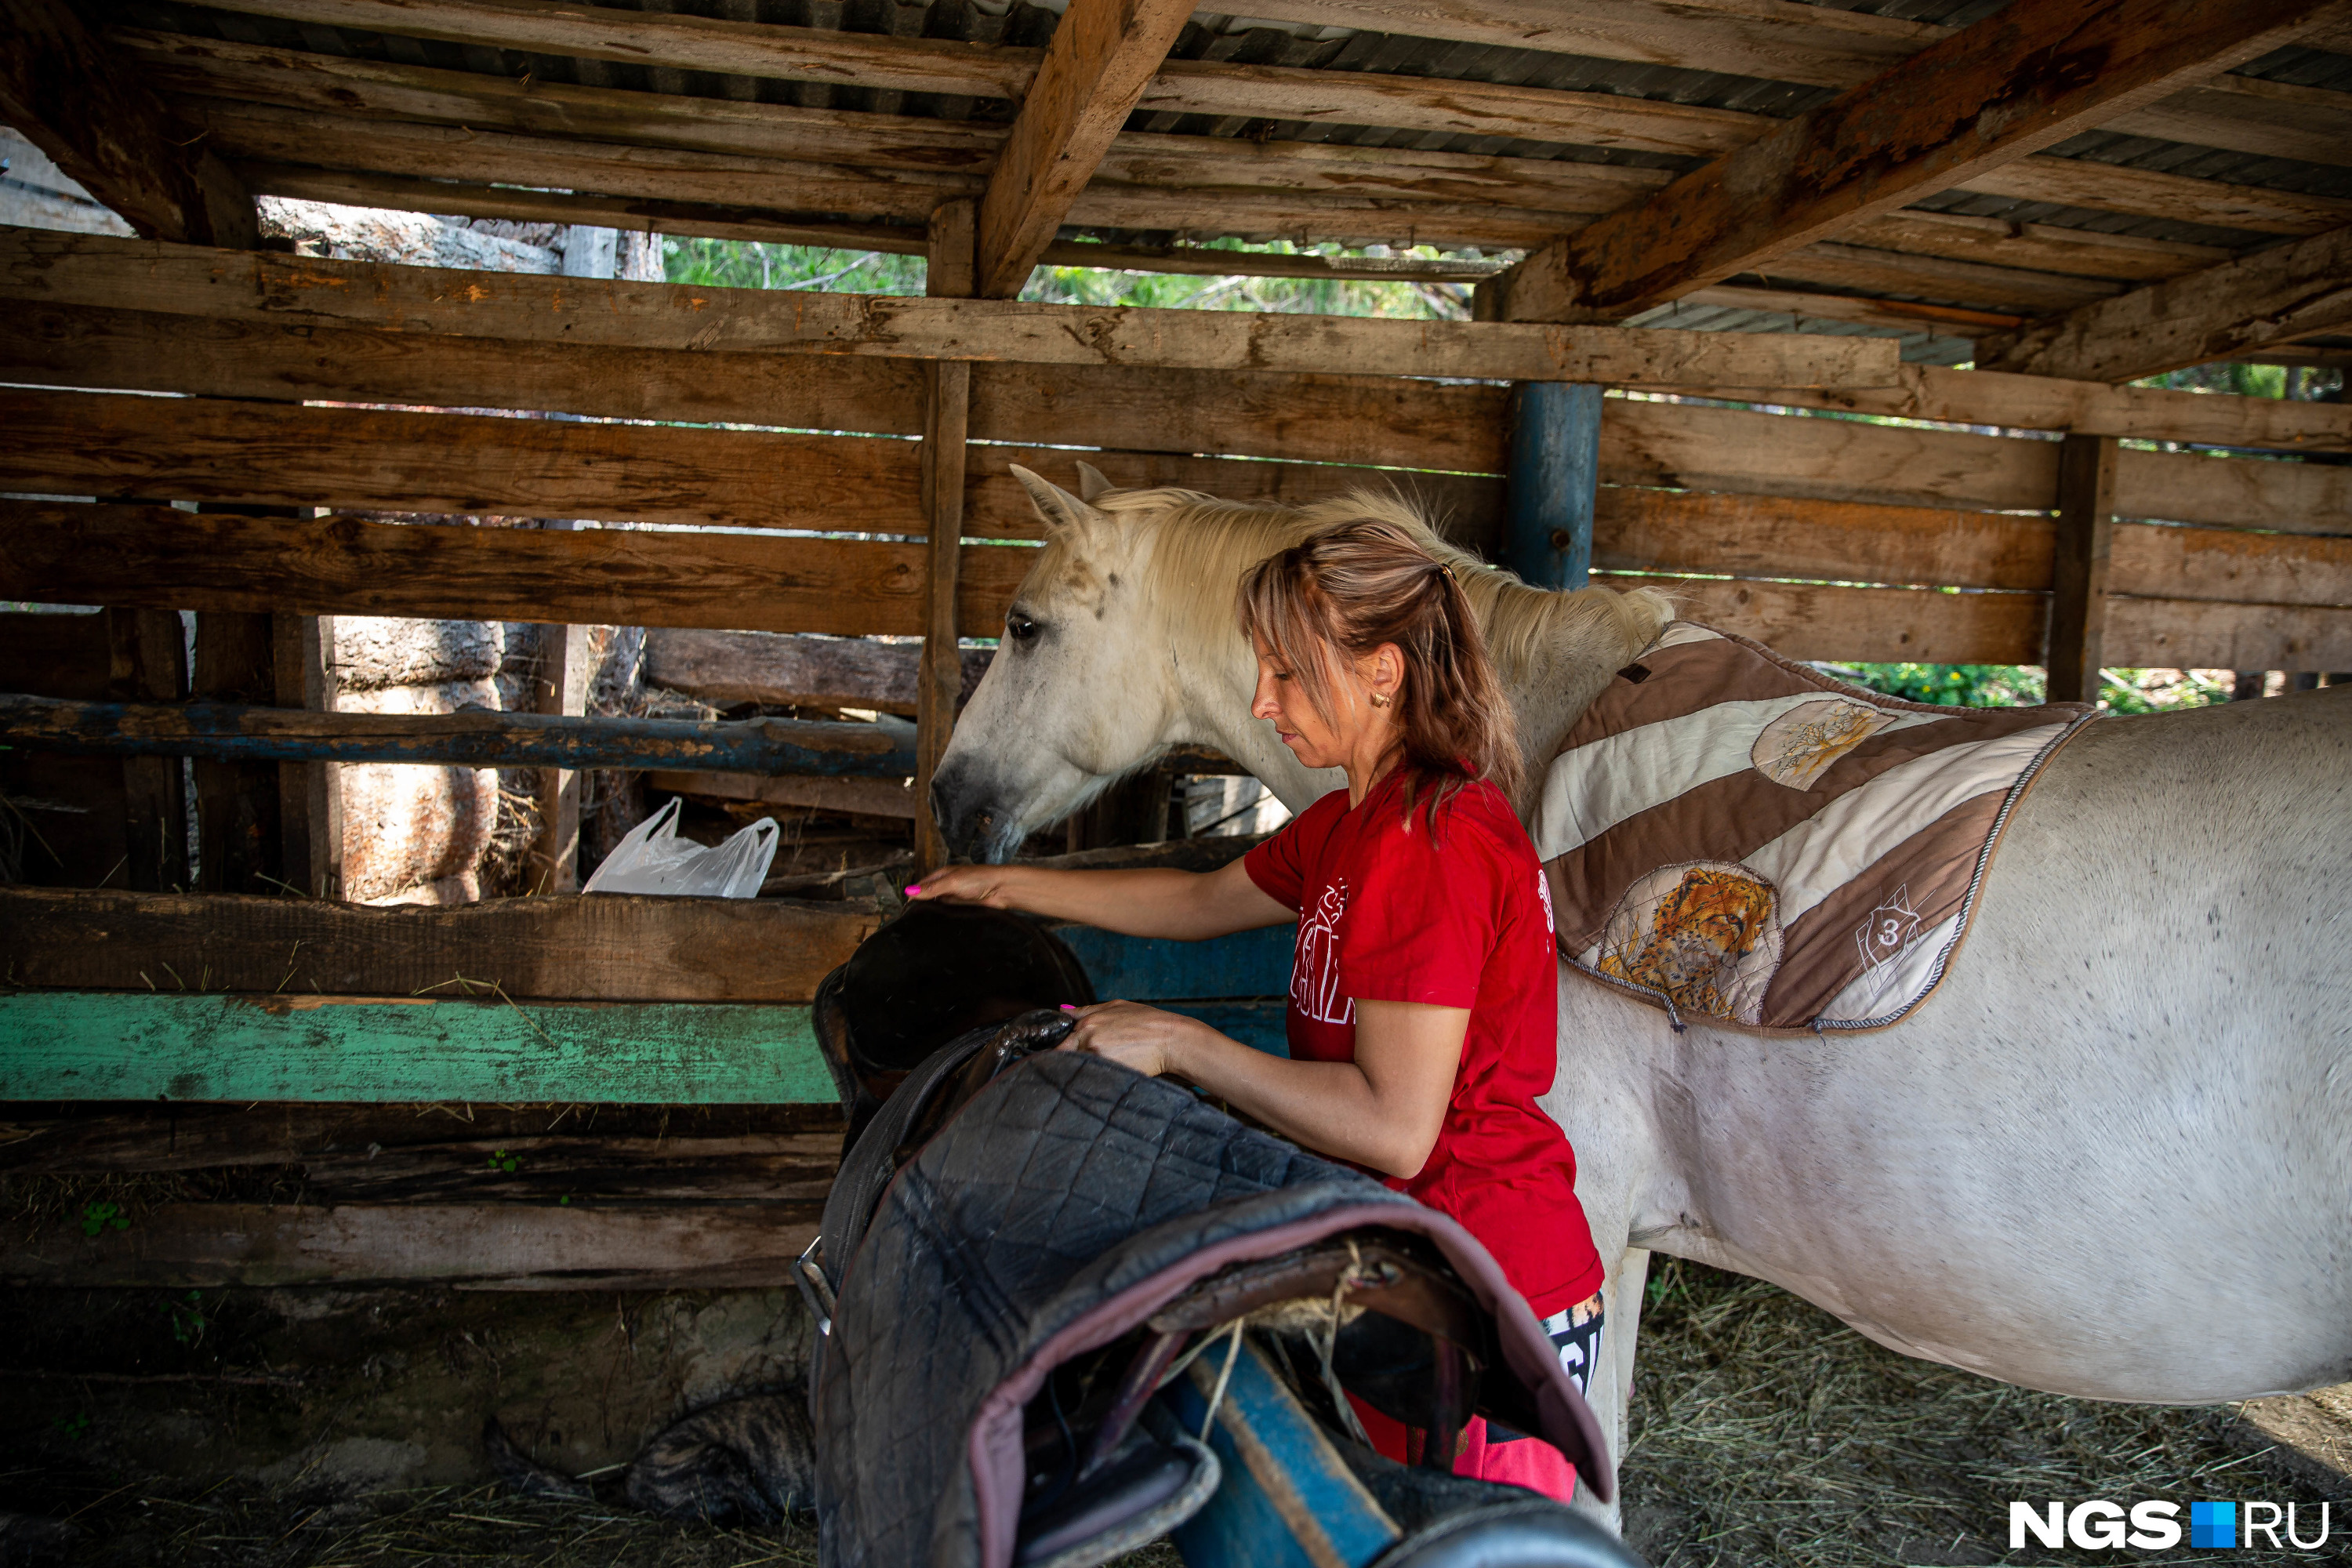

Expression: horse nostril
xmin=976 ymin=810 xmax=996 ymax=828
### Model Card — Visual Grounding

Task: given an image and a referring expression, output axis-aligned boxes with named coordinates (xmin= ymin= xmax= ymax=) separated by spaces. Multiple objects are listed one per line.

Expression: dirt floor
xmin=2 ymin=1259 xmax=2343 ymax=1566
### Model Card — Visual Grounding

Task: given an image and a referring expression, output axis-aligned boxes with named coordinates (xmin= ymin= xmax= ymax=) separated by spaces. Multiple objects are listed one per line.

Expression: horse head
xmin=931 ymin=465 xmax=1672 ymax=862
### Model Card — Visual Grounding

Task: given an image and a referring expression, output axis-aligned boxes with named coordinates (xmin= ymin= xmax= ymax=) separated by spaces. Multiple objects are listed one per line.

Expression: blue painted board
xmin=1053 ymin=923 xmax=1294 ymax=1003
xmin=1163 ymin=1339 xmax=1399 ymax=1568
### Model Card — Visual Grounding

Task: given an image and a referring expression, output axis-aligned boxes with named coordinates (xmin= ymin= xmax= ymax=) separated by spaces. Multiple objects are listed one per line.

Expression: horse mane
xmin=1069 ymin=484 xmax=1674 ymax=688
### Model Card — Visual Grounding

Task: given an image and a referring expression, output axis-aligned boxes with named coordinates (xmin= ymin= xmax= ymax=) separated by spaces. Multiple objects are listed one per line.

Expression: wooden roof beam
xmin=0 ymin=0 xmax=254 ymax=247
xmin=1976 ymin=225 xmax=2352 ymax=383
xmin=1493 ymin=0 xmax=2352 ymax=325
xmin=976 ymin=0 xmax=1198 ymax=299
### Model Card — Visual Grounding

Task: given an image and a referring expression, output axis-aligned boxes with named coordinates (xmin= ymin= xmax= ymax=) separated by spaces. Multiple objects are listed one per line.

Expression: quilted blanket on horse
xmin=1534 ymin=623 xmax=2097 ymax=1033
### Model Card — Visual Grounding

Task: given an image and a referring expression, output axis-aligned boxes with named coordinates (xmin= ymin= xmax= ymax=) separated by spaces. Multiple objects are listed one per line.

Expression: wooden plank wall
xmin=2 ymin=243 xmax=2345 ymax=671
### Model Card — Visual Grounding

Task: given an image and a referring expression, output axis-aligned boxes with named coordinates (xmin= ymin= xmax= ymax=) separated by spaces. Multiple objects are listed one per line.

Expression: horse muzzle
xmin=927 ymin=757 xmax=1028 ymax=864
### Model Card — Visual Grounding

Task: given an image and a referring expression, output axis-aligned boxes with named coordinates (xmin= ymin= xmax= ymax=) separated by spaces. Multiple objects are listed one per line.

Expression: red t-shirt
xmin=1243 ymin=771 xmax=1604 ymax=1316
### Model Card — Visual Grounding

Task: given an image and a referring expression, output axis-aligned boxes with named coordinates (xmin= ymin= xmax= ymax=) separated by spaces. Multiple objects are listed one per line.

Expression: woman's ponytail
xmin=1238 ymin=517 xmax=1520 ymax=828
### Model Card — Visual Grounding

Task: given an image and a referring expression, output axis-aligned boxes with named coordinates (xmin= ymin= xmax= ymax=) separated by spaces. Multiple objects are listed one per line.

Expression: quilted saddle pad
xmin=1534 ymin=622 xmax=2097 ymax=1033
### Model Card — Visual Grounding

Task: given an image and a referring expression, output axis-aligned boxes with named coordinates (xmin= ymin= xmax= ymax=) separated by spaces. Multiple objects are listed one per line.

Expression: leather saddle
xmin=803 ymin=906 xmax=1641 ymax=1568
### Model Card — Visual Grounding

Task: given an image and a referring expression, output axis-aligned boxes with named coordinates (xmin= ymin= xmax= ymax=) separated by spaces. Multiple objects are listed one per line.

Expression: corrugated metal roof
xmin=125 ymin=0 xmax=2352 ymax=358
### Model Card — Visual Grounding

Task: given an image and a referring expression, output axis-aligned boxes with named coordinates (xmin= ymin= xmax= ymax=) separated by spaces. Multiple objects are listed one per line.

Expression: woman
xmin=910 ymin=517 xmax=1604 ymax=1499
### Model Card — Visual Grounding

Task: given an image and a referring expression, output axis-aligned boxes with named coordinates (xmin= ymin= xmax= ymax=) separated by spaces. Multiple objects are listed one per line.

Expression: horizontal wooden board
xmin=0 ymin=1102 xmax=846 ymax=1174
xmin=0 ymin=991 xmax=836 ymax=1103
xmin=2103 ymin=597 xmax=2352 ymax=669
xmin=2114 ymin=446 xmax=2352 ymax=536
xmin=1595 ymin=488 xmax=2352 ymax=605
xmin=0 ymin=1200 xmax=823 ymax=1289
xmin=1601 ymin=397 xmax=2054 ymax=514
xmin=1605 ymin=573 xmax=2044 ymax=664
xmin=1958 ymin=157 xmax=2352 ymax=238
xmin=964 ymin=447 xmax=1508 ymax=546
xmin=0 ymin=387 xmax=923 ymax=532
xmin=1765 ymin=241 xmax=2125 ymax=316
xmin=1670 ymin=365 xmax=2352 ymax=454
xmin=643 ymin=628 xmax=993 ymax=716
xmin=1838 ymin=210 xmax=2231 ymax=285
xmin=650 ymin=769 xmax=924 ymax=820
xmin=0 ymin=695 xmax=918 ymax=776
xmin=0 ymin=228 xmax=1902 ymax=389
xmin=0 ymin=305 xmax=1508 ymax=473
xmin=0 ymin=503 xmax=1035 ymax=638
xmin=1594 ymin=488 xmax=2053 ymax=592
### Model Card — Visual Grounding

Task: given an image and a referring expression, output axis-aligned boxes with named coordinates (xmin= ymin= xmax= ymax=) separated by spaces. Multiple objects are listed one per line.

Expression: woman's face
xmin=1251 ymin=635 xmax=1395 ymax=772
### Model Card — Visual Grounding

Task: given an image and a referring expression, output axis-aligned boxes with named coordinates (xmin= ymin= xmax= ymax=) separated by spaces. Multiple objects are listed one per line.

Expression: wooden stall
xmin=2 ymin=0 xmax=2350 ymax=1300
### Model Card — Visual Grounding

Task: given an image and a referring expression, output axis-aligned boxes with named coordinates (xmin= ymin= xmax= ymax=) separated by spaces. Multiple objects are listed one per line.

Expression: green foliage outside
xmin=1833 ymin=662 xmax=2230 ymax=712
xmin=661 ymin=235 xmax=1475 ymax=320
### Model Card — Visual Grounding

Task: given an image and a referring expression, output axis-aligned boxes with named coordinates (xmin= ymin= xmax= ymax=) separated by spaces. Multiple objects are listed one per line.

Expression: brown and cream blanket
xmin=1534 ymin=623 xmax=2097 ymax=1033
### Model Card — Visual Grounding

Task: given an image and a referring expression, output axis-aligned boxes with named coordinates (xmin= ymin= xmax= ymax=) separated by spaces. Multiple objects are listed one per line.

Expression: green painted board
xmin=0 ymin=992 xmax=833 ymax=1104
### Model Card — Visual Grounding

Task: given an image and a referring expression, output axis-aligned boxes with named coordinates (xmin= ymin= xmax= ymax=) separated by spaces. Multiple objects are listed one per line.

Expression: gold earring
xmin=1370 ymin=691 xmax=1390 ymax=708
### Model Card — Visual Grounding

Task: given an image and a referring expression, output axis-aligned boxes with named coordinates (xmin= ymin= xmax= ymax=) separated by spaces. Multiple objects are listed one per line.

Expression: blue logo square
xmin=2190 ymin=1501 xmax=2236 ymax=1548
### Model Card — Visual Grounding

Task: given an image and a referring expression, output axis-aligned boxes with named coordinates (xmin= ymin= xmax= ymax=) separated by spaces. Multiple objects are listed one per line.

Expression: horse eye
xmin=1007 ymin=612 xmax=1040 ymax=643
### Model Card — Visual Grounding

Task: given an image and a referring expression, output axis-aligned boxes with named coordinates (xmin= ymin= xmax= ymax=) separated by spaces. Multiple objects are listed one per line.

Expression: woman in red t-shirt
xmin=909 ymin=517 xmax=1603 ymax=1499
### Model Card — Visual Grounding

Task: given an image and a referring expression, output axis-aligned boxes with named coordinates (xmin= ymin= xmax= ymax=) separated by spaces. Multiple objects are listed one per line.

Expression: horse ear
xmin=1010 ymin=464 xmax=1098 ymax=534
xmin=1074 ymin=461 xmax=1115 ymax=503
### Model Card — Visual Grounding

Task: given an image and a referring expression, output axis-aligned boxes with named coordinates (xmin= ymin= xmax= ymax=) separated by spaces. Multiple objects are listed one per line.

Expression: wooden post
xmin=530 ymin=618 xmax=594 ymax=894
xmin=273 ymin=612 xmax=343 ymax=900
xmin=2046 ymin=433 xmax=2118 ymax=706
xmin=191 ymin=609 xmax=281 ymax=893
xmin=103 ymin=608 xmax=187 ymax=891
xmin=915 ymin=200 xmax=976 ymax=874
xmin=1504 ymin=382 xmax=1604 ymax=590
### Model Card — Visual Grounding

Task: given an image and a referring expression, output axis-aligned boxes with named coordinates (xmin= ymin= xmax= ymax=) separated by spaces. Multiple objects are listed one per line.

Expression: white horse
xmin=929 ymin=467 xmax=2352 ymax=1514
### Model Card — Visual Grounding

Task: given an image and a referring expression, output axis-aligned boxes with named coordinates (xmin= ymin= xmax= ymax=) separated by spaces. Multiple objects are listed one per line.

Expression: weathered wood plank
xmin=2103 ymin=596 xmax=2352 ymax=668
xmin=0 ymin=887 xmax=875 ymax=1002
xmin=977 ymin=0 xmax=1194 ymax=297
xmin=0 ymin=229 xmax=1902 ymax=389
xmin=0 ymin=991 xmax=835 ymax=1104
xmin=642 ymin=630 xmax=991 ymax=717
xmin=0 ymin=0 xmax=253 ymax=248
xmin=964 ymin=448 xmax=1506 ymax=546
xmin=0 ymin=503 xmax=1036 ymax=640
xmin=1833 ymin=211 xmax=2230 ymax=285
xmin=649 ymin=770 xmax=924 ymax=822
xmin=1977 ymin=224 xmax=2352 ymax=383
xmin=1666 ymin=364 xmax=2352 ymax=455
xmin=0 ymin=695 xmax=920 ymax=779
xmin=1599 ymin=397 xmax=2056 ymax=514
xmin=1671 ymin=281 xmax=2026 ymax=337
xmin=2046 ymin=434 xmax=2120 ymax=704
xmin=1498 ymin=0 xmax=2349 ymax=322
xmin=1762 ymin=241 xmax=2125 ymax=317
xmin=1958 ymin=156 xmax=2352 ymax=238
xmin=1592 ymin=488 xmax=2055 ymax=592
xmin=1595 ymin=488 xmax=2352 ymax=604
xmin=0 ymin=307 xmax=1511 ymax=474
xmin=918 ymin=202 xmax=978 ymax=874
xmin=0 ymin=1200 xmax=824 ymax=1290
xmin=2113 ymin=446 xmax=2352 ymax=535
xmin=0 ymin=387 xmax=922 ymax=532
xmin=1606 ymin=572 xmax=2045 ymax=663
xmin=0 ymin=1103 xmax=845 ymax=1175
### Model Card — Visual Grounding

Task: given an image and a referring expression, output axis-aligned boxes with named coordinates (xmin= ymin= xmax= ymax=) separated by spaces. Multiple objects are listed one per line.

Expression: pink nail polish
xmin=1059 ymin=1004 xmax=1077 ymax=1013
xmin=904 ymin=884 xmax=922 ymax=896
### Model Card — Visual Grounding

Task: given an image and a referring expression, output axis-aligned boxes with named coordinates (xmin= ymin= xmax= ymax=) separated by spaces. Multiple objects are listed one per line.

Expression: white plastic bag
xmin=583 ymin=798 xmax=781 ymax=899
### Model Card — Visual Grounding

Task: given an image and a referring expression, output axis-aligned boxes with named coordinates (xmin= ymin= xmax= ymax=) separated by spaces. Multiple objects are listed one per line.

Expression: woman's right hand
xmin=906 ymin=862 xmax=1030 ymax=910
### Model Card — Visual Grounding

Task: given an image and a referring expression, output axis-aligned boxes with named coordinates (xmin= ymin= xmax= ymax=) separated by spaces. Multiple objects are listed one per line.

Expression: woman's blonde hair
xmin=1237 ymin=516 xmax=1520 ymax=828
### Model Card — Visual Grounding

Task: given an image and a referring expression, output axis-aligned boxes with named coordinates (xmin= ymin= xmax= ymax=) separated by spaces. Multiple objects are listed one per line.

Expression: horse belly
xmin=1617 ymin=695 xmax=2352 ymax=1403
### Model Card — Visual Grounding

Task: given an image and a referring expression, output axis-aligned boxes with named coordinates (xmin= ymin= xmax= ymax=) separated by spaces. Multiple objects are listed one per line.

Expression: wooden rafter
xmin=1495 ymin=0 xmax=2352 ymax=324
xmin=1977 ymin=225 xmax=2352 ymax=383
xmin=981 ymin=0 xmax=1233 ymax=297
xmin=0 ymin=0 xmax=253 ymax=246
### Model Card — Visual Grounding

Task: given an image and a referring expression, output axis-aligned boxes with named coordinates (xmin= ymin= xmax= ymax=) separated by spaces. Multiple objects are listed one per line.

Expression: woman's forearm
xmin=915 ymin=857 xmax=1290 ymax=941
xmin=987 ymin=866 xmax=1232 ymax=937
xmin=1166 ymin=1027 xmax=1422 ymax=1177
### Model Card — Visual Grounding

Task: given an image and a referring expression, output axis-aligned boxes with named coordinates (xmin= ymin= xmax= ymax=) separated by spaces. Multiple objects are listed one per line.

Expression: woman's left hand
xmin=1058 ymin=1001 xmax=1209 ymax=1080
